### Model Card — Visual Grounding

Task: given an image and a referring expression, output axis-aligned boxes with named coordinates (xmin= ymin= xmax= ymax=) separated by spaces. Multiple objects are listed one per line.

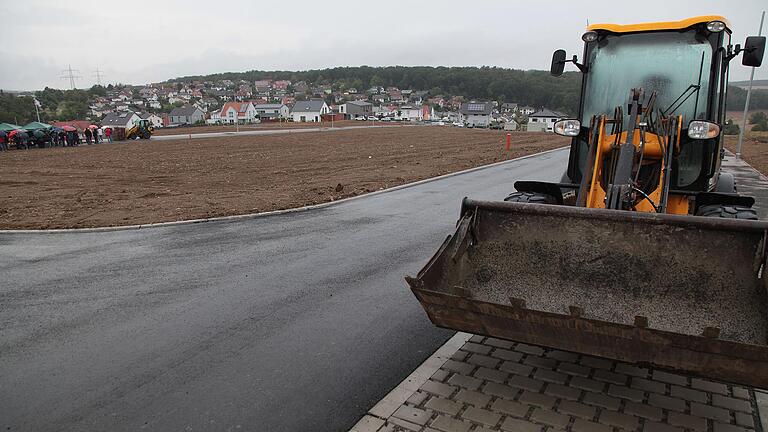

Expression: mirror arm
xmin=724 ymin=44 xmax=742 ymax=63
xmin=563 ymin=55 xmax=589 ymax=73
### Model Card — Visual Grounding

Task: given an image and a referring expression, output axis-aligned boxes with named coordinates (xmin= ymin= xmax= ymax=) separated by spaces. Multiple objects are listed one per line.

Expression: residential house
xmin=101 ymin=110 xmax=142 ymax=129
xmin=397 ymin=105 xmax=423 ymax=121
xmin=169 ymin=105 xmax=206 ymax=125
xmin=138 ymin=111 xmax=163 ymax=129
xmin=253 ymin=103 xmax=290 ymax=121
xmin=219 ymin=101 xmax=257 ymax=124
xmin=459 ymin=102 xmax=493 ymax=127
xmin=339 ymin=101 xmax=373 ymax=119
xmin=291 ymin=99 xmax=330 ymax=122
xmin=501 ymin=103 xmax=519 ymax=113
xmin=504 ymin=119 xmax=519 ymax=131
xmin=519 ymin=106 xmax=536 ymax=116
xmin=526 ymin=109 xmax=565 ymax=132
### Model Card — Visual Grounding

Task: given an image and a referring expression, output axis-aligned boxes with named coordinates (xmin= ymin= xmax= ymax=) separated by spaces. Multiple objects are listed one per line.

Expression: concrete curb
xmin=0 ymin=146 xmax=567 ymax=234
xmin=349 ymin=333 xmax=471 ymax=432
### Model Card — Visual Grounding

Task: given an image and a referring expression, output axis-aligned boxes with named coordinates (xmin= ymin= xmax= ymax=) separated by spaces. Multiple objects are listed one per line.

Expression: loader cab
xmin=556 ymin=16 xmax=764 ymax=193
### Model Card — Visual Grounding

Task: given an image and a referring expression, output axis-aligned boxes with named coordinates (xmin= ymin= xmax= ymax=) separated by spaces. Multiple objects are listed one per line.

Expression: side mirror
xmin=743 ymin=36 xmax=766 ymax=67
xmin=551 ymin=49 xmax=566 ymax=76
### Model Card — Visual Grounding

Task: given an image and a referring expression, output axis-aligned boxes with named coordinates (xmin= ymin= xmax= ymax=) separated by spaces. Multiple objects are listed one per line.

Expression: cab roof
xmin=587 ymin=15 xmax=730 ymax=34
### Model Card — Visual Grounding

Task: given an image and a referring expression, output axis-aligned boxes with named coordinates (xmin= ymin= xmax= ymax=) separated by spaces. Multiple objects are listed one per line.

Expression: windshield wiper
xmin=662 ymin=51 xmax=706 ymax=117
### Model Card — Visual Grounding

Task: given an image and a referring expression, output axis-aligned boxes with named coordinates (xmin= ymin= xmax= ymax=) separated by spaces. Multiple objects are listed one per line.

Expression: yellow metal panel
xmin=588 ymin=15 xmax=729 ymax=33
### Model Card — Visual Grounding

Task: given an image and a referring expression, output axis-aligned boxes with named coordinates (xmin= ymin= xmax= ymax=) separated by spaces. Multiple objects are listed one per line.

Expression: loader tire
xmin=696 ymin=204 xmax=758 ymax=220
xmin=503 ymin=191 xmax=558 ymax=204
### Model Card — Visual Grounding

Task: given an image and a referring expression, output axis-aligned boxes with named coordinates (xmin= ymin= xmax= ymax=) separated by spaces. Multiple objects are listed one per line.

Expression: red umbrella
xmin=88 ymin=125 xmax=98 ymax=129
xmin=8 ymin=129 xmax=18 ymax=139
xmin=61 ymin=125 xmax=77 ymax=132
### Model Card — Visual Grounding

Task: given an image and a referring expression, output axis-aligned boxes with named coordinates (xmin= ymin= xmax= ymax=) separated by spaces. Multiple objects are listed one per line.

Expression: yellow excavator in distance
xmin=408 ymin=16 xmax=768 ymax=387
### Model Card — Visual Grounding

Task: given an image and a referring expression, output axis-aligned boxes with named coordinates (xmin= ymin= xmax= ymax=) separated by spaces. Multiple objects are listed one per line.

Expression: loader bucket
xmin=407 ymin=199 xmax=768 ymax=387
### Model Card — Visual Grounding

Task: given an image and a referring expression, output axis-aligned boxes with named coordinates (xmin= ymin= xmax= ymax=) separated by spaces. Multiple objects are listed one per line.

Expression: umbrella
xmin=88 ymin=124 xmax=99 ymax=129
xmin=0 ymin=123 xmax=23 ymax=132
xmin=23 ymin=121 xmax=52 ymax=130
xmin=61 ymin=125 xmax=77 ymax=132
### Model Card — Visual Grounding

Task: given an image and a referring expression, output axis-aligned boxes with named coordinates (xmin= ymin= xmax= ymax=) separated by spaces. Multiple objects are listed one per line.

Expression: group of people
xmin=0 ymin=126 xmax=115 ymax=150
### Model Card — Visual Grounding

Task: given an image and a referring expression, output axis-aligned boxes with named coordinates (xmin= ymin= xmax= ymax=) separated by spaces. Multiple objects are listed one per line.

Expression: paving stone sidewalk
xmin=351 ymin=335 xmax=768 ymax=432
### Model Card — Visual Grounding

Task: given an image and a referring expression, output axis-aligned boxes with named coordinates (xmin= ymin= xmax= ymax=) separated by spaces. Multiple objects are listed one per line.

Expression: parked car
xmin=366 ymin=116 xmax=377 ymax=121
xmin=355 ymin=116 xmax=366 ymax=121
xmin=452 ymin=122 xmax=464 ymax=127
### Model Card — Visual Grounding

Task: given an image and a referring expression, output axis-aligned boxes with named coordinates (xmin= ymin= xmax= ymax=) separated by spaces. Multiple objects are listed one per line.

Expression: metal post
xmin=736 ymin=10 xmax=765 ymax=160
xmin=33 ymin=97 xmax=41 ymax=122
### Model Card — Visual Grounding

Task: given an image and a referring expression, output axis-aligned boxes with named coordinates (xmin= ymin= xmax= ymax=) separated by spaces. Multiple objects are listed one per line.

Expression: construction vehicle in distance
xmin=125 ymin=119 xmax=153 ymax=140
xmin=408 ymin=16 xmax=768 ymax=387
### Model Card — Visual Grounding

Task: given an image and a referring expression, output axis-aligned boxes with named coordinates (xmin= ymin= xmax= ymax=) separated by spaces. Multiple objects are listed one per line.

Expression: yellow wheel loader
xmin=126 ymin=119 xmax=154 ymax=140
xmin=408 ymin=16 xmax=768 ymax=387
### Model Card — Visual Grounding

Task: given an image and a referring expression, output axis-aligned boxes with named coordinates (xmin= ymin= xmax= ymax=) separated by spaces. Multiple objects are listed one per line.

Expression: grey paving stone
xmin=467 ymin=354 xmax=500 ymax=369
xmin=529 ymin=407 xmax=570 ymax=429
xmin=448 ymin=374 xmax=483 ymax=391
xmin=451 ymin=350 xmax=469 ymax=362
xmin=463 ymin=342 xmax=493 ymax=355
xmin=486 ymin=338 xmax=514 ymax=349
xmin=647 ymin=393 xmax=686 ymax=412
xmin=483 ymin=381 xmax=520 ymax=400
xmin=734 ymin=412 xmax=755 ymax=428
xmin=691 ymin=401 xmax=731 ymax=423
xmin=642 ymin=421 xmax=685 ymax=432
xmin=544 ymin=383 xmax=582 ymax=401
xmin=393 ymin=405 xmax=431 ymax=426
xmin=442 ymin=359 xmax=475 ymax=375
xmin=524 ymin=355 xmax=558 ymax=369
xmin=557 ymin=400 xmax=596 ymax=420
xmin=474 ymin=367 xmax=508 ymax=384
xmin=454 ymin=389 xmax=492 ymax=407
xmin=580 ymin=356 xmax=613 ymax=370
xmin=599 ymin=410 xmax=640 ymax=430
xmin=509 ymin=375 xmax=545 ymax=392
xmin=431 ymin=368 xmax=450 ymax=383
xmin=571 ymin=418 xmax=612 ymax=432
xmin=607 ymin=384 xmax=645 ymax=402
xmin=670 ymin=385 xmax=708 ymax=403
xmin=691 ymin=378 xmax=728 ymax=395
xmin=534 ymin=369 xmax=568 ymax=385
xmin=492 ymin=348 xmax=523 ymax=362
xmin=388 ymin=416 xmax=422 ymax=431
xmin=500 ymin=361 xmax=534 ymax=376
xmin=570 ymin=376 xmax=607 ymax=393
xmin=430 ymin=414 xmax=471 ymax=432
xmin=624 ymin=400 xmax=663 ymax=421
xmin=712 ymin=394 xmax=753 ymax=413
xmin=712 ymin=422 xmax=751 ymax=432
xmin=500 ymin=417 xmax=543 ymax=432
xmin=632 ymin=377 xmax=667 ymax=394
xmin=407 ymin=390 xmax=429 ymax=406
xmin=615 ymin=363 xmax=650 ymax=378
xmin=583 ymin=392 xmax=621 ymax=411
xmin=469 ymin=335 xmax=486 ymax=344
xmin=422 ymin=380 xmax=457 ymax=398
xmin=545 ymin=349 xmax=579 ymax=363
xmin=653 ymin=370 xmax=689 ymax=386
xmin=668 ymin=411 xmax=708 ymax=431
xmin=515 ymin=343 xmax=545 ymax=356
xmin=593 ymin=369 xmax=629 ymax=385
xmin=519 ymin=390 xmax=557 ymax=409
xmin=491 ymin=398 xmax=529 ymax=417
xmin=425 ymin=396 xmax=462 ymax=416
xmin=732 ymin=387 xmax=751 ymax=400
xmin=557 ymin=362 xmax=591 ymax=377
xmin=462 ymin=406 xmax=502 ymax=427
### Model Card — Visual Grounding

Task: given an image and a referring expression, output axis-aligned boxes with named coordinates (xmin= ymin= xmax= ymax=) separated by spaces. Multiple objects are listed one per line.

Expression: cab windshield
xmin=581 ymin=31 xmax=713 ymax=127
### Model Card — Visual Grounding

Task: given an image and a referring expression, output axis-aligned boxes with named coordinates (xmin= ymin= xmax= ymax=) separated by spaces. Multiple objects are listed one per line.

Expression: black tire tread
xmin=503 ymin=191 xmax=558 ymax=204
xmin=696 ymin=204 xmax=758 ymax=220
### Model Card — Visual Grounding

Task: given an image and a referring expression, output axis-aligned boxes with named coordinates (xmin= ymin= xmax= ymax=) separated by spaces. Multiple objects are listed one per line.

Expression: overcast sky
xmin=1 ymin=0 xmax=766 ymax=91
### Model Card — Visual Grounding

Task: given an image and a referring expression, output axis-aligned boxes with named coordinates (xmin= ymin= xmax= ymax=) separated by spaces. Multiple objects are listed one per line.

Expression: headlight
xmin=707 ymin=21 xmax=726 ymax=33
xmin=554 ymin=119 xmax=581 ymax=137
xmin=688 ymin=121 xmax=720 ymax=139
xmin=582 ymin=31 xmax=598 ymax=42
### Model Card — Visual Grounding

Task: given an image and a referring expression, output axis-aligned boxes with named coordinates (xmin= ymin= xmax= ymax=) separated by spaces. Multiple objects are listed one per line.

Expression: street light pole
xmin=736 ymin=10 xmax=765 ymax=160
xmin=33 ymin=97 xmax=41 ymax=122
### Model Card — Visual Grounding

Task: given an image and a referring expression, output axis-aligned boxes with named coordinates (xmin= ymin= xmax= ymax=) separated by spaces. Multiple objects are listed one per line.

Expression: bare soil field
xmin=152 ymin=120 xmax=383 ymax=136
xmin=725 ymin=134 xmax=768 ymax=176
xmin=0 ymin=127 xmax=567 ymax=229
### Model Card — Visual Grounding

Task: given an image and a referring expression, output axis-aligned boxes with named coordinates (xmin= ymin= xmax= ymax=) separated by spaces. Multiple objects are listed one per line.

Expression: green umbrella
xmin=0 ymin=123 xmax=23 ymax=132
xmin=23 ymin=121 xmax=52 ymax=130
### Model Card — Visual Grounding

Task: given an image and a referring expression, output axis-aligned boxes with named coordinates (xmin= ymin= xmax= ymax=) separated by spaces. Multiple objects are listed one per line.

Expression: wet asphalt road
xmin=0 ymin=148 xmax=567 ymax=432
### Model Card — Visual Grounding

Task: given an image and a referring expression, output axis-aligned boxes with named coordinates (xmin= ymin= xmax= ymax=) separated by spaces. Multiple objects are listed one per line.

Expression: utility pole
xmin=93 ymin=67 xmax=105 ymax=86
xmin=33 ymin=97 xmax=41 ymax=122
xmin=736 ymin=10 xmax=765 ymax=160
xmin=60 ymin=65 xmax=82 ymax=89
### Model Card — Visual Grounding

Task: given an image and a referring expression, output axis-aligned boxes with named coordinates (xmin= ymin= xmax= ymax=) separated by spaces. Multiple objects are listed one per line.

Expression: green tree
xmin=722 ymin=119 xmax=740 ymax=135
xmin=749 ymin=111 xmax=767 ymax=124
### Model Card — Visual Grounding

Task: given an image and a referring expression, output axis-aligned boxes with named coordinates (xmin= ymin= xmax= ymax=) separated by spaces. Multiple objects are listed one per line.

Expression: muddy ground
xmin=0 ymin=127 xmax=567 ymax=229
xmin=724 ymin=134 xmax=768 ymax=177
xmin=152 ymin=120 xmax=387 ymax=136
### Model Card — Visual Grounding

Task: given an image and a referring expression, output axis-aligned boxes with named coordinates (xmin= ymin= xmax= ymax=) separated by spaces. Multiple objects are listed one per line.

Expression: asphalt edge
xmin=349 ymin=332 xmax=471 ymax=432
xmin=1 ymin=146 xmax=567 ymax=234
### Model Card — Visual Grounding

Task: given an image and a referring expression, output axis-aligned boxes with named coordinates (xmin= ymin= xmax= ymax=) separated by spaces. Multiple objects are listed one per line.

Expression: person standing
xmin=93 ymin=127 xmax=99 ymax=144
xmin=105 ymin=127 xmax=112 ymax=143
xmin=0 ymin=130 xmax=7 ymax=151
xmin=84 ymin=127 xmax=92 ymax=144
